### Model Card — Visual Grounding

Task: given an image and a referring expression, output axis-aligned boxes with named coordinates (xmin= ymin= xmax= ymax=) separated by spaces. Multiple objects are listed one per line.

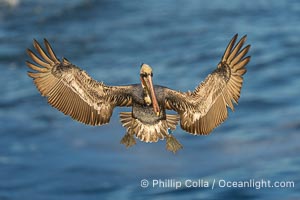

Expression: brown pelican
xmin=26 ymin=34 xmax=250 ymax=153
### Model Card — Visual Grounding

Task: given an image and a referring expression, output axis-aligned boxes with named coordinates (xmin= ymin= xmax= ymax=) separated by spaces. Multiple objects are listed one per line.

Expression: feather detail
xmin=27 ymin=39 xmax=133 ymax=126
xmin=165 ymin=34 xmax=251 ymax=135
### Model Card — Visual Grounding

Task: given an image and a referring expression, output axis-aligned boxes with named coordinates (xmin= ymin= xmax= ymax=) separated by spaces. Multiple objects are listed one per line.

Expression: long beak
xmin=142 ymin=75 xmax=160 ymax=116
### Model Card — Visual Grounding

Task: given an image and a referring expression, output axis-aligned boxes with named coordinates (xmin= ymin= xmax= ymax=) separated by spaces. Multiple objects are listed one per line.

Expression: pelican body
xmin=26 ymin=34 xmax=251 ymax=153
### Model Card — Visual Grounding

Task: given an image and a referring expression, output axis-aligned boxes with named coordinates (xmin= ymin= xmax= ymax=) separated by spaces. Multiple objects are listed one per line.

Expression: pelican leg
xmin=120 ymin=130 xmax=136 ymax=148
xmin=166 ymin=135 xmax=183 ymax=153
xmin=120 ymin=113 xmax=136 ymax=148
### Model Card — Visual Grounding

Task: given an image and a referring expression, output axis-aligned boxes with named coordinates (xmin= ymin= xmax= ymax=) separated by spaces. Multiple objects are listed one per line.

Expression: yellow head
xmin=140 ymin=63 xmax=153 ymax=76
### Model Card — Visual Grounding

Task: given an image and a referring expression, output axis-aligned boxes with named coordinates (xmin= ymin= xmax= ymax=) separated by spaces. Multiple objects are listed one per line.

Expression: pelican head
xmin=140 ymin=63 xmax=160 ymax=116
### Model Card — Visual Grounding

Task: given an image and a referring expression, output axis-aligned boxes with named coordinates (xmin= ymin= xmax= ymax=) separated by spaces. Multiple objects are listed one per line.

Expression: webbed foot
xmin=120 ymin=133 xmax=136 ymax=148
xmin=166 ymin=135 xmax=183 ymax=153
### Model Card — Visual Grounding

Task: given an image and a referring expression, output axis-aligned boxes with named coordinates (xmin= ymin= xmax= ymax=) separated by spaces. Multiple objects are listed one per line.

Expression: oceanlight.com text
xmin=140 ymin=179 xmax=295 ymax=190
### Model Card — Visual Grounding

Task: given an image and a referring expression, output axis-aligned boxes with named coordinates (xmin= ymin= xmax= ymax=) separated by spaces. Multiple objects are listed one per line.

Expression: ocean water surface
xmin=0 ymin=0 xmax=299 ymax=199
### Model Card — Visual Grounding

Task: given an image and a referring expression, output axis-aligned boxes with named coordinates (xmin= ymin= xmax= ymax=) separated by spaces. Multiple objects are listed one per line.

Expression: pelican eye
xmin=140 ymin=73 xmax=149 ymax=78
xmin=151 ymin=72 xmax=153 ymax=77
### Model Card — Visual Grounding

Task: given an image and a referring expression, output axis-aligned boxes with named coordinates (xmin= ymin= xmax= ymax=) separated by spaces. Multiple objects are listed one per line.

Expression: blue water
xmin=0 ymin=0 xmax=299 ymax=199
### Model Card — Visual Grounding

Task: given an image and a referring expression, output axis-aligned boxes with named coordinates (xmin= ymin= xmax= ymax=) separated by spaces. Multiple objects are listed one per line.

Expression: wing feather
xmin=231 ymin=45 xmax=250 ymax=66
xmin=27 ymin=39 xmax=132 ymax=126
xmin=27 ymin=49 xmax=51 ymax=69
xmin=33 ymin=39 xmax=55 ymax=64
xmin=44 ymin=39 xmax=59 ymax=63
xmin=222 ymin=34 xmax=238 ymax=62
xmin=165 ymin=34 xmax=251 ymax=135
xmin=227 ymin=35 xmax=247 ymax=62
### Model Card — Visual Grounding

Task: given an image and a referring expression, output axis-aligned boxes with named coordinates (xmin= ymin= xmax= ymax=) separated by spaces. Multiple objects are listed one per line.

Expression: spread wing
xmin=165 ymin=34 xmax=251 ymax=135
xmin=27 ymin=39 xmax=133 ymax=126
